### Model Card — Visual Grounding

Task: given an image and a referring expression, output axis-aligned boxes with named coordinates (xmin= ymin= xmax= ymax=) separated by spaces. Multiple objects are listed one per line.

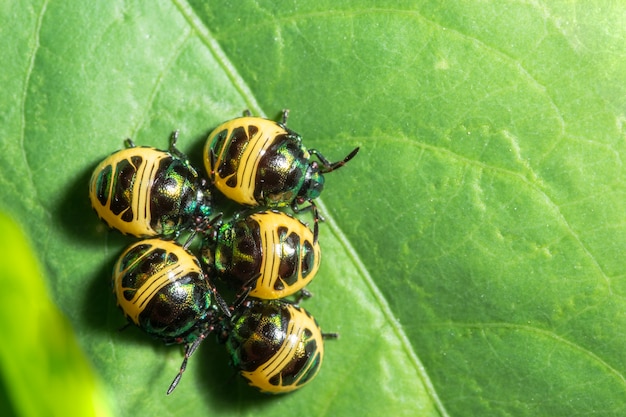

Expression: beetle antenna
xmin=207 ymin=274 xmax=231 ymax=317
xmin=231 ymin=276 xmax=258 ymax=312
xmin=310 ymin=147 xmax=360 ymax=174
xmin=166 ymin=335 xmax=205 ymax=395
xmin=182 ymin=230 xmax=198 ymax=250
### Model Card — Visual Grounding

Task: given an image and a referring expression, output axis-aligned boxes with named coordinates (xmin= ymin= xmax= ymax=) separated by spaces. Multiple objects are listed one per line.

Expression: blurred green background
xmin=2 ymin=1 xmax=626 ymax=416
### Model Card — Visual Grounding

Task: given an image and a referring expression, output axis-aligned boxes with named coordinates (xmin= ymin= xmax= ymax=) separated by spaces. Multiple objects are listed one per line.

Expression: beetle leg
xmin=291 ymin=200 xmax=322 ymax=244
xmin=169 ymin=130 xmax=189 ymax=160
xmin=281 ymin=109 xmax=290 ymax=124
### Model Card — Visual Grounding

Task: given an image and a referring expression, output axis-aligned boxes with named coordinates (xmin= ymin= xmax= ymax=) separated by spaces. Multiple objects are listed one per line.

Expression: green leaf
xmin=2 ymin=1 xmax=626 ymax=416
xmin=0 ymin=213 xmax=112 ymax=417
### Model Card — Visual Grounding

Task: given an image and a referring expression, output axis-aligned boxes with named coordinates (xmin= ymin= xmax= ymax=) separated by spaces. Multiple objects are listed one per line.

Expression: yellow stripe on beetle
xmin=89 ymin=134 xmax=212 ymax=238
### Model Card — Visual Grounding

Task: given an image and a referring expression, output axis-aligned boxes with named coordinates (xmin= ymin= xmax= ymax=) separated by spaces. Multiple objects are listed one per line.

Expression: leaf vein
xmin=20 ymin=0 xmax=50 ymax=203
xmin=318 ymin=198 xmax=452 ymax=417
xmin=171 ymin=0 xmax=264 ymax=115
xmin=377 ymin=134 xmax=614 ymax=291
xmin=461 ymin=322 xmax=626 ymax=389
xmin=130 ymin=27 xmax=194 ymax=139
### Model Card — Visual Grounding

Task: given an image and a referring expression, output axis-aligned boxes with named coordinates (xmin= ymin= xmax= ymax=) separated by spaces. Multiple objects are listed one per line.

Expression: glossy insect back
xmin=204 ymin=111 xmax=359 ymax=210
xmin=224 ymin=299 xmax=325 ymax=394
xmin=113 ymin=238 xmax=228 ymax=394
xmin=90 ymin=134 xmax=211 ymax=238
xmin=112 ymin=238 xmax=214 ymax=344
xmin=91 ymin=114 xmax=347 ymax=397
xmin=205 ymin=210 xmax=320 ymax=299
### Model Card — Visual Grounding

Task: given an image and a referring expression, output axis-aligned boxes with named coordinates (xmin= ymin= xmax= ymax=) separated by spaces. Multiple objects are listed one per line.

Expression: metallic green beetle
xmin=222 ymin=299 xmax=326 ymax=394
xmin=201 ymin=210 xmax=320 ymax=300
xmin=204 ymin=111 xmax=359 ymax=211
xmin=90 ymin=132 xmax=212 ymax=238
xmin=112 ymin=238 xmax=227 ymax=395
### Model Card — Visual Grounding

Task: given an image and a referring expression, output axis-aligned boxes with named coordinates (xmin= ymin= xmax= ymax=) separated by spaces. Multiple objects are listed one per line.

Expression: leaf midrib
xmin=172 ymin=0 xmax=264 ymax=115
xmin=169 ymin=1 xmax=452 ymax=414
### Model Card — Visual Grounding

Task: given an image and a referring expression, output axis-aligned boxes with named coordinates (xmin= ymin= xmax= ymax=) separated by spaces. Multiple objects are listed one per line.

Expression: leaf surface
xmin=1 ymin=1 xmax=626 ymax=416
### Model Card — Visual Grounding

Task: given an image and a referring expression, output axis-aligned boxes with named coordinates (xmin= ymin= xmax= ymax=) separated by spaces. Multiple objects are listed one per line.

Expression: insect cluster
xmin=89 ymin=110 xmax=359 ymax=395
